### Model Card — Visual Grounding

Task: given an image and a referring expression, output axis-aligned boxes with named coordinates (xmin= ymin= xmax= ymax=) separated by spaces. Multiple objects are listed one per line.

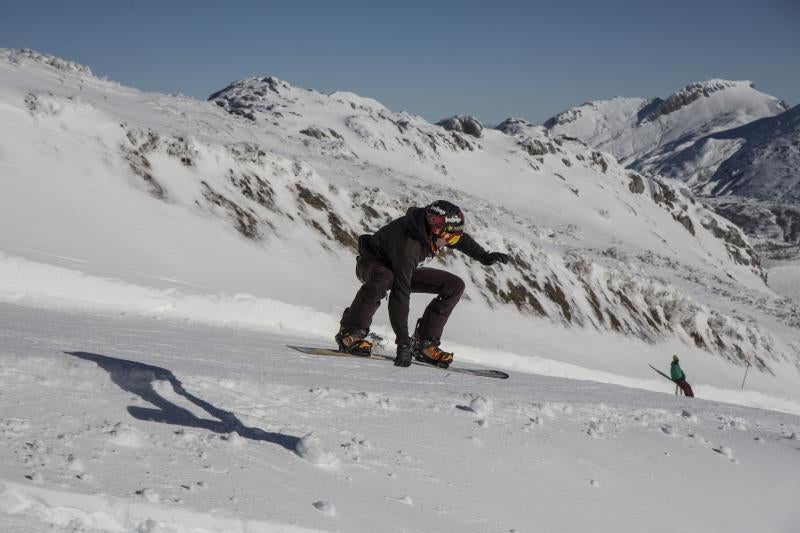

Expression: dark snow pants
xmin=676 ymin=379 xmax=694 ymax=397
xmin=340 ymin=258 xmax=465 ymax=342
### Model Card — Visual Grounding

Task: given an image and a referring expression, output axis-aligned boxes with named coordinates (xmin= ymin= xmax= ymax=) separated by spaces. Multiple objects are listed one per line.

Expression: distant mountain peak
xmin=638 ymin=79 xmax=757 ymax=124
xmin=544 ymin=78 xmax=787 ymax=176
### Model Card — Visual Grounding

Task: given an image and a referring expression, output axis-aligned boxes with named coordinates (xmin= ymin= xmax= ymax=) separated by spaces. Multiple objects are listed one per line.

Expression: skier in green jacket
xmin=670 ymin=355 xmax=694 ymax=397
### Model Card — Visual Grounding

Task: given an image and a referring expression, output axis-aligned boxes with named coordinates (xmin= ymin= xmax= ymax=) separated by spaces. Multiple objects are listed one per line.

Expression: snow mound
xmin=295 ymin=434 xmax=340 ymax=467
xmin=468 ymin=396 xmax=493 ymax=418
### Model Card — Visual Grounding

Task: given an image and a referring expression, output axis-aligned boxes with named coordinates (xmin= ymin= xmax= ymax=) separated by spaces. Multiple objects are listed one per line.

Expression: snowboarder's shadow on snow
xmin=65 ymin=351 xmax=299 ymax=451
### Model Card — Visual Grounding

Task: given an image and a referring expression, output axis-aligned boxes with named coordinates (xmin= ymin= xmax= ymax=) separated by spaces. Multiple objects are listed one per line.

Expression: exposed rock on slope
xmin=436 ymin=115 xmax=484 ymax=138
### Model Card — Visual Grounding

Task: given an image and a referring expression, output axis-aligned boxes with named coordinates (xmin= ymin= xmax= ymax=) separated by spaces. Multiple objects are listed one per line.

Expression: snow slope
xmin=2 ymin=48 xmax=800 ymax=533
xmin=1 ymin=303 xmax=799 ymax=533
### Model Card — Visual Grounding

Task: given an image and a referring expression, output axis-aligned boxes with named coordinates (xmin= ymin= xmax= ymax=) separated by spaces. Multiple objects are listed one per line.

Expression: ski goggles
xmin=432 ymin=226 xmax=462 ymax=245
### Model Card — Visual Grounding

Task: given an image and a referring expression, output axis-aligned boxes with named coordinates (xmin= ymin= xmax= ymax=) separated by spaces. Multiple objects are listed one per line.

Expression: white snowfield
xmin=1 ymin=304 xmax=799 ymax=533
xmin=1 ymin=49 xmax=799 ymax=532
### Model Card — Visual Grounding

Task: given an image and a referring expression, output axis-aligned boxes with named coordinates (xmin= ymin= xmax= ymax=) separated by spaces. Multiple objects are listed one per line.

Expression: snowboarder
xmin=670 ymin=355 xmax=694 ymax=397
xmin=336 ymin=200 xmax=510 ymax=368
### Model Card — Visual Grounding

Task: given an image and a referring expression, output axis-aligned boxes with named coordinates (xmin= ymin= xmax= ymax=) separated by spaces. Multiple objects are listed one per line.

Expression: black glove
xmin=394 ymin=338 xmax=414 ymax=367
xmin=481 ymin=252 xmax=510 ymax=266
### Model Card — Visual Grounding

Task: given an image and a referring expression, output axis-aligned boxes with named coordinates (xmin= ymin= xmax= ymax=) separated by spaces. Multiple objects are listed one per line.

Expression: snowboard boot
xmin=415 ymin=339 xmax=454 ymax=368
xmin=335 ymin=327 xmax=373 ymax=356
xmin=411 ymin=318 xmax=454 ymax=367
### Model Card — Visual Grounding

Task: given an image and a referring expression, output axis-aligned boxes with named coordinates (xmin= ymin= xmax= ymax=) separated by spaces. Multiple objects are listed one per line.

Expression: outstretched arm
xmin=453 ymin=233 xmax=510 ymax=265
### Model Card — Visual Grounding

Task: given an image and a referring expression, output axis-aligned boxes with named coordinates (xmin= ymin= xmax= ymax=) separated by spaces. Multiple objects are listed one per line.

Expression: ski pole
xmin=741 ymin=360 xmax=751 ymax=390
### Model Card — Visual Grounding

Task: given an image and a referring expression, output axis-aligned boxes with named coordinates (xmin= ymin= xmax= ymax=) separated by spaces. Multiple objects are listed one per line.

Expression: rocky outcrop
xmin=628 ymin=173 xmax=646 ymax=194
xmin=208 ymin=76 xmax=297 ymax=122
xmin=495 ymin=117 xmax=533 ymax=135
xmin=300 ymin=126 xmax=344 ymax=140
xmin=519 ymin=138 xmax=557 ymax=156
xmin=543 ymin=104 xmax=593 ymax=129
xmin=436 ymin=115 xmax=484 ymax=138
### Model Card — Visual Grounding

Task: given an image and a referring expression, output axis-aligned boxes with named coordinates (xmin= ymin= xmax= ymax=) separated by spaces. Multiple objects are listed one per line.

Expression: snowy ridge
xmin=639 ymin=80 xmax=760 ymax=124
xmin=543 ymin=96 xmax=650 ymax=131
xmin=543 ymin=78 xmax=788 ymax=174
xmin=208 ymin=74 xmax=481 ymax=161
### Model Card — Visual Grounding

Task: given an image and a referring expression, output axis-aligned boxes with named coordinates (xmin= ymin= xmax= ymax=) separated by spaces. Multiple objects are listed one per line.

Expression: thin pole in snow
xmin=741 ymin=359 xmax=752 ymax=390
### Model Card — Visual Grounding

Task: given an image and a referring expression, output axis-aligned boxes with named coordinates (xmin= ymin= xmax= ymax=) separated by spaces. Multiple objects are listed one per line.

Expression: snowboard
xmin=287 ymin=345 xmax=509 ymax=379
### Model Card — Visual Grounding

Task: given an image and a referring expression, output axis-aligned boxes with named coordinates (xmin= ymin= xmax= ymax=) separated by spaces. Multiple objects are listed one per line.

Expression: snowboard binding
xmin=335 ymin=327 xmax=373 ymax=357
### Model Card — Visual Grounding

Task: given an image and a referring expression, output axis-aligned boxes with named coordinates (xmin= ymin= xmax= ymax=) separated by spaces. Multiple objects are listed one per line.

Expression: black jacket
xmin=358 ymin=207 xmax=490 ymax=340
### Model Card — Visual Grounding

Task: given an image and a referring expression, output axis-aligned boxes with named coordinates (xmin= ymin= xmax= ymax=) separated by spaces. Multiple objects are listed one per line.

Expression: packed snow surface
xmin=1 ymin=303 xmax=799 ymax=533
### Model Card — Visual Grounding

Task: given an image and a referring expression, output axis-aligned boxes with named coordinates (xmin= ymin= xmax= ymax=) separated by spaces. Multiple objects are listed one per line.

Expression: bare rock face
xmin=628 ymin=173 xmax=646 ymax=194
xmin=436 ymin=115 xmax=484 ymax=138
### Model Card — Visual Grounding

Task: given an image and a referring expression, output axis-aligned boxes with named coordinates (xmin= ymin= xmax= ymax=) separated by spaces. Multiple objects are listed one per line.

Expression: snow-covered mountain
xmin=704 ymin=104 xmax=800 ymax=201
xmin=2 ymin=48 xmax=800 ymax=533
xmin=697 ymin=105 xmax=800 ymax=271
xmin=543 ymin=79 xmax=789 ymax=183
xmin=542 ymin=80 xmax=800 ymax=269
xmin=2 ymin=47 xmax=798 ymax=377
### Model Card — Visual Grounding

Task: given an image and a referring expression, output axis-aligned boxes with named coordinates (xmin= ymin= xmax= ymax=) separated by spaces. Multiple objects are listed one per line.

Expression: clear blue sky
xmin=1 ymin=0 xmax=798 ymax=124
